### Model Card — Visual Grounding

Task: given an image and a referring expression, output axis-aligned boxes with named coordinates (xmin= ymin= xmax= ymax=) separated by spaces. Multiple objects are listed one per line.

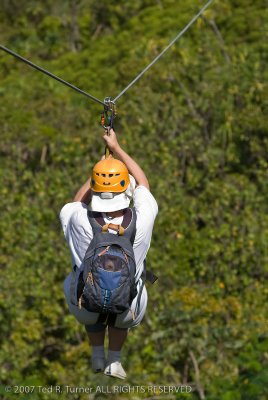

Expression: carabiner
xmin=101 ymin=97 xmax=116 ymax=130
xmin=101 ymin=97 xmax=117 ymax=158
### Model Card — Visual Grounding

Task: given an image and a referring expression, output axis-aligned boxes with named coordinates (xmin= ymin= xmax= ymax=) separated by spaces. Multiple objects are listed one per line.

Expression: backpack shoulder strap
xmin=87 ymin=207 xmax=137 ymax=244
xmin=142 ymin=259 xmax=158 ymax=284
xmin=121 ymin=208 xmax=132 ymax=228
xmin=123 ymin=208 xmax=137 ymax=245
xmin=87 ymin=210 xmax=104 ymax=235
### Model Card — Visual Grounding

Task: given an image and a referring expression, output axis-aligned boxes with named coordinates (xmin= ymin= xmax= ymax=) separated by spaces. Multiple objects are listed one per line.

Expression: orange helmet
xmin=91 ymin=158 xmax=130 ymax=193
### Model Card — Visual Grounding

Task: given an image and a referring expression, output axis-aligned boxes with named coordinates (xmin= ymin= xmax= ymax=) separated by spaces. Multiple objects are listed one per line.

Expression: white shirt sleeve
xmin=59 ymin=202 xmax=83 ymax=237
xmin=132 ymin=186 xmax=158 ymax=274
xmin=59 ymin=202 xmax=93 ymax=268
xmin=59 ymin=188 xmax=158 ymax=273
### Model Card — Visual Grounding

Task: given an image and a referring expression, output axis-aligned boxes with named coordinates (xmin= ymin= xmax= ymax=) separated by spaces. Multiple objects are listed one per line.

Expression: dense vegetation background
xmin=0 ymin=0 xmax=267 ymax=399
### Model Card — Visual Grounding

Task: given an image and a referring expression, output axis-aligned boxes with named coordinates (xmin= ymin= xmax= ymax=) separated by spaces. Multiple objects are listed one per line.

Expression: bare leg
xmin=108 ymin=326 xmax=128 ymax=351
xmin=105 ymin=326 xmax=128 ymax=378
xmin=86 ymin=328 xmax=107 ymax=372
xmin=86 ymin=329 xmax=106 ymax=346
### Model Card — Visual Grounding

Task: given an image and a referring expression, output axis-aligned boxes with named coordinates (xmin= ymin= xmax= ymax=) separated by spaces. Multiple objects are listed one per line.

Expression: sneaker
xmin=92 ymin=357 xmax=106 ymax=373
xmin=104 ymin=361 xmax=127 ymax=379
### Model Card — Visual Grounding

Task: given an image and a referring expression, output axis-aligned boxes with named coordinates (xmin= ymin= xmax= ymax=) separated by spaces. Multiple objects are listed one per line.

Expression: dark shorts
xmin=85 ymin=322 xmax=128 ymax=333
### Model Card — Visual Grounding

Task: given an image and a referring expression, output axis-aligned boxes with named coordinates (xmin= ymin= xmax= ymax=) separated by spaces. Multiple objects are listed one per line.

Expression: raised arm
xmin=103 ymin=129 xmax=150 ymax=190
xmin=73 ymin=177 xmax=92 ymax=204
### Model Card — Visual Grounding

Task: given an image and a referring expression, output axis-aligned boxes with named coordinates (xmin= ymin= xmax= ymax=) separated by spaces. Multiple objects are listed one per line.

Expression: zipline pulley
xmin=100 ymin=97 xmax=117 ymax=158
xmin=101 ymin=97 xmax=117 ymax=131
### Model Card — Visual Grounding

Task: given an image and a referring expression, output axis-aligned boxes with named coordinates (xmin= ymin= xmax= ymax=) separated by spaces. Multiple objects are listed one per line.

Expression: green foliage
xmin=0 ymin=1 xmax=268 ymax=399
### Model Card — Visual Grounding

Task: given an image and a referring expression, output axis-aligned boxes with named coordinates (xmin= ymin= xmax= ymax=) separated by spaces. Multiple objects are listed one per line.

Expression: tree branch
xmin=189 ymin=350 xmax=206 ymax=400
xmin=202 ymin=16 xmax=231 ymax=64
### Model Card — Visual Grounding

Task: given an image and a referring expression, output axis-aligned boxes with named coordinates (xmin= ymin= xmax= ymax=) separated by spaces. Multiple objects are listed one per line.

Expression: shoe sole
xmin=104 ymin=371 xmax=126 ymax=379
xmin=104 ymin=365 xmax=126 ymax=380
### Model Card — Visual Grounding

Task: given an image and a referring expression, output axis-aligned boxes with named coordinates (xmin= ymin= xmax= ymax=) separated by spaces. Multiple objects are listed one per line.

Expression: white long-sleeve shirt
xmin=59 ymin=185 xmax=158 ymax=281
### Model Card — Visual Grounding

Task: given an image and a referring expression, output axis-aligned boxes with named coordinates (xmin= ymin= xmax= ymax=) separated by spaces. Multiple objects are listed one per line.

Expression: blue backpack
xmin=77 ymin=208 xmax=138 ymax=316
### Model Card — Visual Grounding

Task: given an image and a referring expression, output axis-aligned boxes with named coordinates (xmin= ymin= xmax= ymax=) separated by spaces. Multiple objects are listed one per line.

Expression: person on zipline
xmin=60 ymin=129 xmax=158 ymax=379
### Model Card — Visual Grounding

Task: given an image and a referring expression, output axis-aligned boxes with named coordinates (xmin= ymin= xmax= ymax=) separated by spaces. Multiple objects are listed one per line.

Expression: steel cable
xmin=113 ymin=0 xmax=213 ymax=102
xmin=0 ymin=45 xmax=105 ymax=106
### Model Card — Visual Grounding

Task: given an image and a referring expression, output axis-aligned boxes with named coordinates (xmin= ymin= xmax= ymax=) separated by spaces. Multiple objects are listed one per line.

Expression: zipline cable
xmin=113 ymin=0 xmax=213 ymax=102
xmin=0 ymin=45 xmax=105 ymax=106
xmin=0 ymin=0 xmax=213 ymax=110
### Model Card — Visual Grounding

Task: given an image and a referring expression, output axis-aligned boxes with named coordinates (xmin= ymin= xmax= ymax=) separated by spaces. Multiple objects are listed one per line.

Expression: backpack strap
xmin=87 ymin=210 xmax=104 ymax=235
xmin=125 ymin=208 xmax=137 ymax=246
xmin=87 ymin=208 xmax=158 ymax=283
xmin=142 ymin=259 xmax=158 ymax=284
xmin=94 ymin=212 xmax=106 ymax=228
xmin=121 ymin=208 xmax=133 ymax=228
xmin=87 ymin=208 xmax=137 ymax=245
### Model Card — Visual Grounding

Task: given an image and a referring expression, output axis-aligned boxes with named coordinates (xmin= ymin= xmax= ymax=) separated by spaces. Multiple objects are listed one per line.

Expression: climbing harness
xmin=0 ymin=0 xmax=213 ymax=128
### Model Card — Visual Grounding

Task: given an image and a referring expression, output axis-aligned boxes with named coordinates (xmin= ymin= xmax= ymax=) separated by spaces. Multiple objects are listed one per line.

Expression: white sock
xmin=92 ymin=345 xmax=105 ymax=359
xmin=107 ymin=349 xmax=121 ymax=363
